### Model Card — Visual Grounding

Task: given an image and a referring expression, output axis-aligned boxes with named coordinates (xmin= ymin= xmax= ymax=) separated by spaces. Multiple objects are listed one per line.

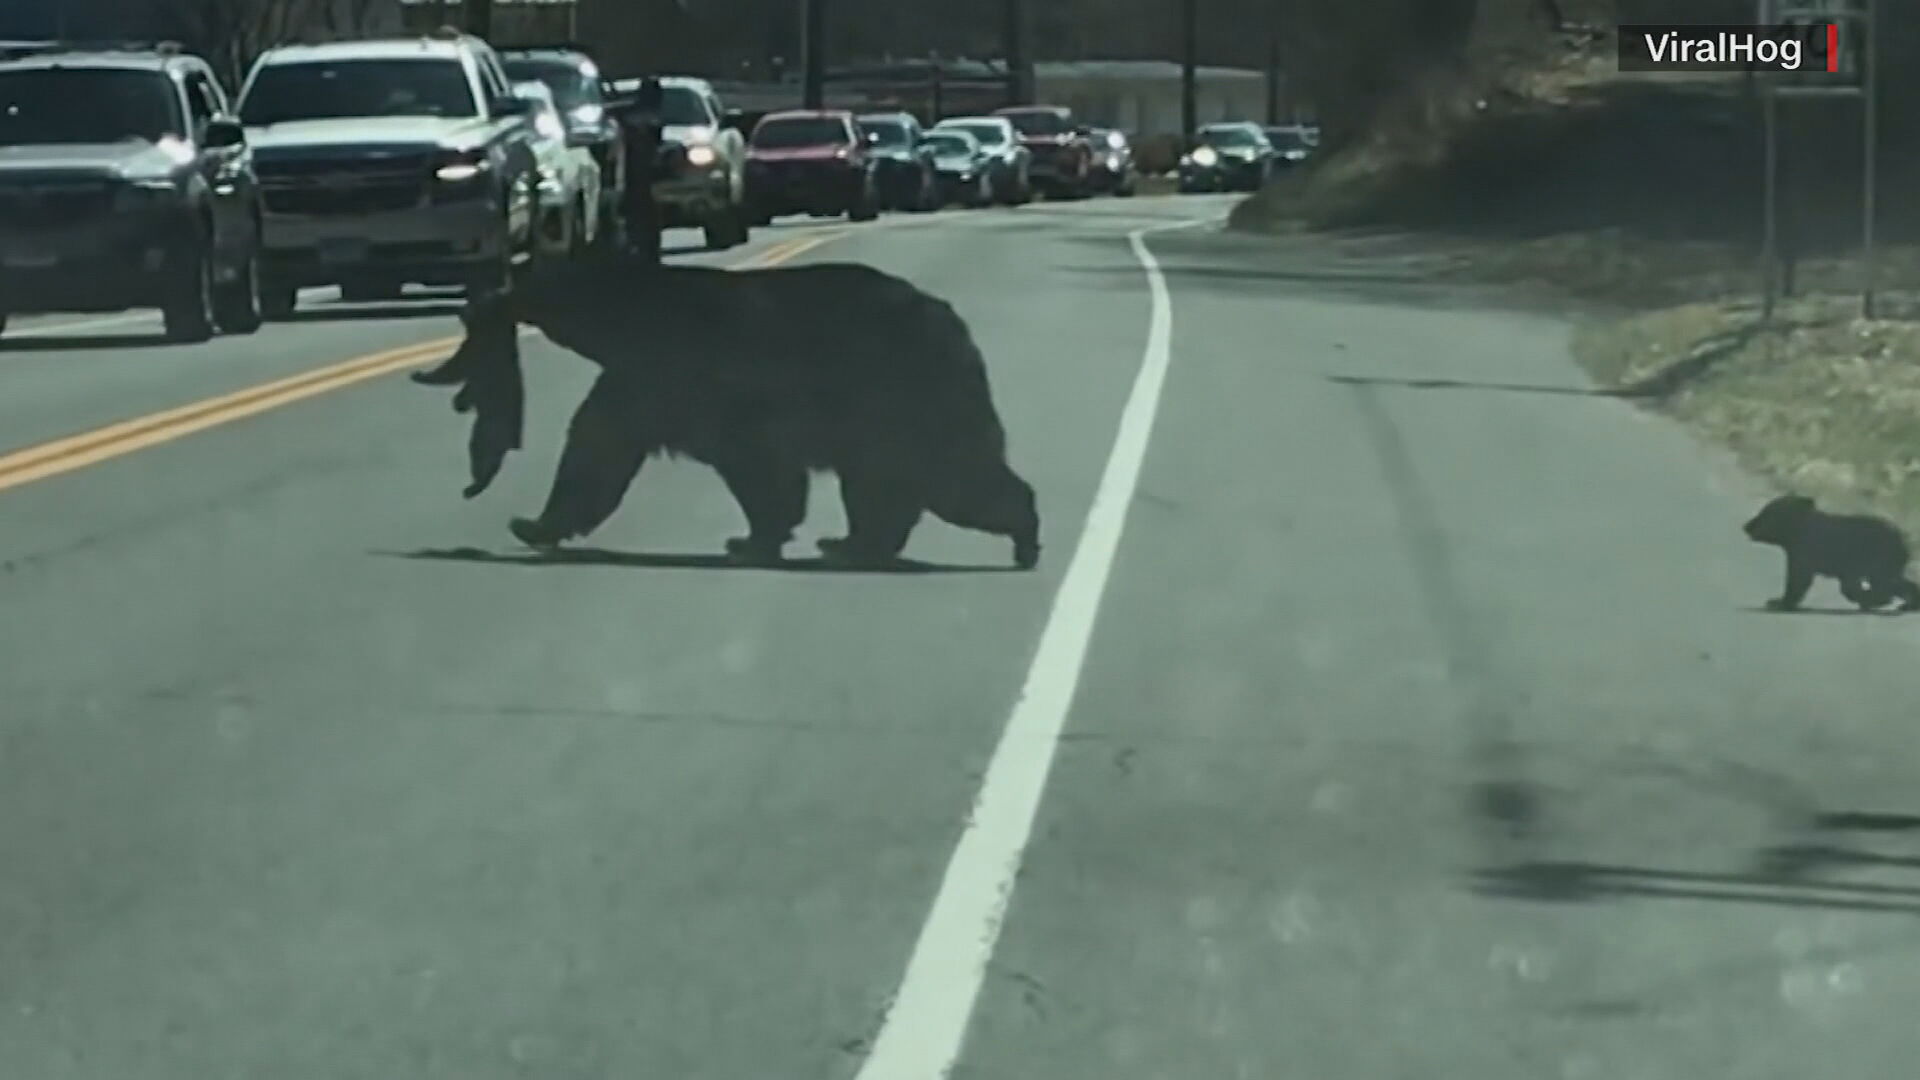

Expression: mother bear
xmin=421 ymin=259 xmax=1041 ymax=569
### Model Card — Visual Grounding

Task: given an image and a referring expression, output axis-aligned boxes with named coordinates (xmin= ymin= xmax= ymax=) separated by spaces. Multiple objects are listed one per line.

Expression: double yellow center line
xmin=0 ymin=230 xmax=843 ymax=495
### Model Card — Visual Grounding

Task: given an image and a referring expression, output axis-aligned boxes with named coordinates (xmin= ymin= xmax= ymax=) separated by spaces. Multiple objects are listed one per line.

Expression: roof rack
xmin=0 ymin=39 xmax=186 ymax=57
xmin=497 ymin=41 xmax=597 ymax=55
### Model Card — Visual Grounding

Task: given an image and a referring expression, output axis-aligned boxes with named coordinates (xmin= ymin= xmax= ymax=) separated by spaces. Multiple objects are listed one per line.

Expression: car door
xmin=182 ymin=66 xmax=255 ymax=263
xmin=703 ymin=88 xmax=745 ymax=196
xmin=474 ymin=49 xmax=537 ymax=238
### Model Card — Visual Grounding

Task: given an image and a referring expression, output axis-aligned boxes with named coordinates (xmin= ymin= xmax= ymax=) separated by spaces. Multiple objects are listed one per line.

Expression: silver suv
xmin=236 ymin=32 xmax=540 ymax=315
xmin=616 ymin=75 xmax=749 ymax=251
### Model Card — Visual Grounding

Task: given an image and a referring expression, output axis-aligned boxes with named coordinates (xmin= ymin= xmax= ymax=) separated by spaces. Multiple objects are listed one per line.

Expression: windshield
xmin=239 ymin=58 xmax=476 ymax=124
xmin=1000 ymin=110 xmax=1069 ymax=136
xmin=1265 ymin=128 xmax=1311 ymax=151
xmin=858 ymin=120 xmax=910 ymax=147
xmin=942 ymin=121 xmax=1006 ymax=147
xmin=751 ymin=116 xmax=849 ymax=149
xmin=659 ymin=86 xmax=711 ymax=127
xmin=1200 ymin=125 xmax=1263 ymax=148
xmin=0 ymin=68 xmax=182 ymax=146
xmin=502 ymin=59 xmax=599 ymax=112
xmin=922 ymin=132 xmax=975 ymax=156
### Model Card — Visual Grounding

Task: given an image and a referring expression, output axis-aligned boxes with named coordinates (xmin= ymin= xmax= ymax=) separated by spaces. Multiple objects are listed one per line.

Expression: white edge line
xmin=8 ymin=311 xmax=156 ymax=339
xmin=852 ymin=213 xmax=1216 ymax=1080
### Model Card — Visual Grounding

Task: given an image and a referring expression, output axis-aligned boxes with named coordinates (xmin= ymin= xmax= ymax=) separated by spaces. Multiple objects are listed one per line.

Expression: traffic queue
xmin=0 ymin=29 xmax=1211 ymax=344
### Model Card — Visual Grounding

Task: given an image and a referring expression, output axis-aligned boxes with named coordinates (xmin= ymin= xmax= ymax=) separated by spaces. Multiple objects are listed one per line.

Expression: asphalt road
xmin=4 ymin=201 xmax=1920 ymax=1079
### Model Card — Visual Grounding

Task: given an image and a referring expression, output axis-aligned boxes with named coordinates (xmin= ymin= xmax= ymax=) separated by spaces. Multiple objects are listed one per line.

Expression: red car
xmin=992 ymin=105 xmax=1095 ymax=199
xmin=743 ymin=109 xmax=881 ymax=224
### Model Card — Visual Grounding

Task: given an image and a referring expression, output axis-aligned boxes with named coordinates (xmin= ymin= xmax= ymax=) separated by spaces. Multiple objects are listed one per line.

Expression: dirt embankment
xmin=1234 ymin=38 xmax=1920 ymax=530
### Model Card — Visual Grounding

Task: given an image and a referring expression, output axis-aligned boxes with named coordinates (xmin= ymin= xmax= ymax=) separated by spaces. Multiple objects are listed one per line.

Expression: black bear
xmin=417 ymin=260 xmax=1040 ymax=569
xmin=1743 ymin=493 xmax=1920 ymax=612
xmin=415 ymin=292 xmax=523 ymax=499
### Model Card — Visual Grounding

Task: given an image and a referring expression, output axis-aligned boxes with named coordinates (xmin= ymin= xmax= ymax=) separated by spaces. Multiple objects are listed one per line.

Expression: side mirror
xmin=202 ymin=117 xmax=246 ymax=149
xmin=490 ymin=94 xmax=536 ymax=119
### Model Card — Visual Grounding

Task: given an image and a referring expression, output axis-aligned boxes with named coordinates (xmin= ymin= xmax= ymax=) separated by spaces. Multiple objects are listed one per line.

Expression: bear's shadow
xmin=382 ymin=546 xmax=1021 ymax=575
xmin=1739 ymin=605 xmax=1906 ymax=617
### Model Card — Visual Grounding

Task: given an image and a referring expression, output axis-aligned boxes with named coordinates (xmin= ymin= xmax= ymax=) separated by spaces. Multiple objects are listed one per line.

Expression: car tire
xmin=570 ymin=196 xmax=593 ymax=258
xmin=848 ymin=182 xmax=879 ymax=223
xmin=261 ymin=277 xmax=297 ymax=320
xmin=161 ymin=237 xmax=216 ymax=344
xmin=0 ymin=311 xmax=9 ymax=338
xmin=704 ymin=206 xmax=748 ymax=251
xmin=1115 ymin=174 xmax=1137 ymax=197
xmin=212 ymin=250 xmax=263 ymax=335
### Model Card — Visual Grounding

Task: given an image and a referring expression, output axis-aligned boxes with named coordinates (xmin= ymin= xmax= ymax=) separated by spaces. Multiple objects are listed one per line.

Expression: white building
xmin=1034 ymin=60 xmax=1280 ymax=133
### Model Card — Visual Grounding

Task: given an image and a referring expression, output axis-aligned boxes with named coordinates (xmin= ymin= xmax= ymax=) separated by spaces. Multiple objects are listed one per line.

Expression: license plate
xmin=2 ymin=251 xmax=57 ymax=269
xmin=318 ymin=239 xmax=368 ymax=266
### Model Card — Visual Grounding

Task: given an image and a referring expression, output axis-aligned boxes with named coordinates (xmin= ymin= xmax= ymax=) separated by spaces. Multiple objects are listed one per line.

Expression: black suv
xmin=500 ymin=45 xmax=624 ymax=240
xmin=856 ymin=111 xmax=939 ymax=212
xmin=0 ymin=44 xmax=264 ymax=342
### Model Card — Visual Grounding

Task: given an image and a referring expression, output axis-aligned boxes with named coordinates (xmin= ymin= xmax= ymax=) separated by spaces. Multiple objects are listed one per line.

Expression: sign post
xmin=1756 ymin=0 xmax=1874 ymax=319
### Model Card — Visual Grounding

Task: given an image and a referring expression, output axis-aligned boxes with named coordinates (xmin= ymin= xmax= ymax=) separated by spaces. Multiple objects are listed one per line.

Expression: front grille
xmin=754 ymin=159 xmax=846 ymax=180
xmin=263 ymin=179 xmax=423 ymax=216
xmin=0 ymin=183 xmax=113 ymax=228
xmin=256 ymin=153 xmax=433 ymax=217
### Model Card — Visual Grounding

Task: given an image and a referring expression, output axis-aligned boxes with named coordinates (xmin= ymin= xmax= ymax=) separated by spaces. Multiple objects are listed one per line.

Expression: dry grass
xmin=1574 ymin=294 xmax=1920 ymax=532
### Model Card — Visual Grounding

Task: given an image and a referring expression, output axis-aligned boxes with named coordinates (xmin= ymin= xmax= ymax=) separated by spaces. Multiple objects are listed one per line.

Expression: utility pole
xmin=466 ymin=0 xmax=494 ymax=39
xmin=1180 ymin=0 xmax=1198 ymax=142
xmin=1004 ymin=0 xmax=1027 ymax=106
xmin=801 ymin=0 xmax=825 ymax=108
xmin=1265 ymin=27 xmax=1280 ymax=124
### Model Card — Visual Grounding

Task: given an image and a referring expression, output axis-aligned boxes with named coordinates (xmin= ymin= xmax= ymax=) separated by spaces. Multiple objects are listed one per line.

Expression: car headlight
xmin=534 ymin=111 xmax=565 ymax=141
xmin=1105 ymin=131 xmax=1125 ymax=149
xmin=435 ymin=151 xmax=490 ymax=183
xmin=570 ymin=103 xmax=604 ymax=126
xmin=1105 ymin=154 xmax=1122 ymax=170
xmin=685 ymin=144 xmax=717 ymax=168
xmin=1189 ymin=146 xmax=1218 ymax=166
xmin=113 ymin=178 xmax=178 ymax=211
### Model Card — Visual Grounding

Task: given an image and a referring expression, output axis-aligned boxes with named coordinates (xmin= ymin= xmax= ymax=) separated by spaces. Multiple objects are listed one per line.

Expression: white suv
xmin=236 ymin=32 xmax=541 ymax=314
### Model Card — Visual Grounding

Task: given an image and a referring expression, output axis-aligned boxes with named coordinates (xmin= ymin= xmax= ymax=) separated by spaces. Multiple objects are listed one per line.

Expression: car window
xmin=659 ymin=86 xmax=712 ymax=127
xmin=503 ymin=58 xmax=600 ymax=112
xmin=944 ymin=121 xmax=1007 ymax=147
xmin=1200 ymin=125 xmax=1261 ymax=148
xmin=189 ymin=67 xmax=229 ymax=114
xmin=475 ymin=51 xmax=510 ymax=101
xmin=859 ymin=119 xmax=911 ymax=147
xmin=0 ymin=67 xmax=184 ymax=144
xmin=922 ymin=131 xmax=976 ymax=155
xmin=1001 ymin=110 xmax=1068 ymax=136
xmin=182 ymin=72 xmax=215 ymax=128
xmin=240 ymin=58 xmax=479 ymax=124
xmin=751 ymin=116 xmax=852 ymax=148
